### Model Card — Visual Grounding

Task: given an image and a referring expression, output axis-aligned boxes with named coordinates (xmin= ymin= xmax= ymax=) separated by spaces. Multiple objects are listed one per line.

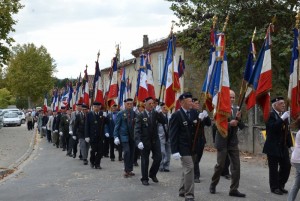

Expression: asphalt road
xmin=0 ymin=126 xmax=296 ymax=201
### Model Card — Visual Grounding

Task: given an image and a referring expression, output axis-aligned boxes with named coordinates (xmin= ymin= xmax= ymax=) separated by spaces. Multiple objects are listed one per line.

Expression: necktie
xmin=186 ymin=111 xmax=190 ymax=120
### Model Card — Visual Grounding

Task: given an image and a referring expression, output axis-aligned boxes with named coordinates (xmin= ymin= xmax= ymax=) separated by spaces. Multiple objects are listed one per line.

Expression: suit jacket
xmin=134 ymin=110 xmax=166 ymax=150
xmin=215 ymin=105 xmax=245 ymax=150
xmin=158 ymin=113 xmax=170 ymax=144
xmin=69 ymin=111 xmax=78 ymax=133
xmin=113 ymin=109 xmax=136 ymax=143
xmin=105 ymin=112 xmax=117 ymax=138
xmin=190 ymin=109 xmax=211 ymax=154
xmin=73 ymin=112 xmax=86 ymax=139
xmin=53 ymin=113 xmax=61 ymax=132
xmin=85 ymin=111 xmax=107 ymax=143
xmin=263 ymin=109 xmax=292 ymax=157
xmin=170 ymin=108 xmax=194 ymax=156
xmin=59 ymin=113 xmax=70 ymax=135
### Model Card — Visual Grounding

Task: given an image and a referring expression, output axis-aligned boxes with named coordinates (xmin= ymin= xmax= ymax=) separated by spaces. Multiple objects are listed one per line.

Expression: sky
xmin=11 ymin=0 xmax=179 ymax=79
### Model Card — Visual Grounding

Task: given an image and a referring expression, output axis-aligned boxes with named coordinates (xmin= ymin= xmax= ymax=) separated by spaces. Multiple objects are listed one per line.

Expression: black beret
xmin=124 ymin=98 xmax=133 ymax=103
xmin=155 ymin=98 xmax=159 ymax=102
xmin=179 ymin=92 xmax=192 ymax=100
xmin=82 ymin=104 xmax=88 ymax=109
xmin=192 ymin=98 xmax=198 ymax=102
xmin=271 ymin=96 xmax=284 ymax=103
xmin=160 ymin=102 xmax=165 ymax=106
xmin=93 ymin=101 xmax=101 ymax=106
xmin=76 ymin=103 xmax=82 ymax=106
xmin=68 ymin=107 xmax=72 ymax=110
xmin=144 ymin=97 xmax=153 ymax=103
xmin=61 ymin=106 xmax=66 ymax=109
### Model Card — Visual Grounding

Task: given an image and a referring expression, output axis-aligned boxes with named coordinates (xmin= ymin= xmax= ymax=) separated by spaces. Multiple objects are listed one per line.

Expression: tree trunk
xmin=27 ymin=96 xmax=32 ymax=109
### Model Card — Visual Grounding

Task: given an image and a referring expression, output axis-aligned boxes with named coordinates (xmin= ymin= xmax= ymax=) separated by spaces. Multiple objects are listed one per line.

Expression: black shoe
xmin=111 ymin=158 xmax=115 ymax=161
xmin=271 ymin=188 xmax=283 ymax=195
xmin=150 ymin=176 xmax=159 ymax=183
xmin=142 ymin=180 xmax=149 ymax=186
xmin=185 ymin=198 xmax=194 ymax=201
xmin=209 ymin=185 xmax=216 ymax=194
xmin=223 ymin=174 xmax=231 ymax=180
xmin=194 ymin=178 xmax=200 ymax=183
xmin=79 ymin=155 xmax=83 ymax=160
xmin=62 ymin=148 xmax=66 ymax=151
xmin=73 ymin=154 xmax=76 ymax=158
xmin=95 ymin=165 xmax=102 ymax=169
xmin=66 ymin=153 xmax=72 ymax=157
xmin=164 ymin=169 xmax=170 ymax=172
xmin=90 ymin=163 xmax=95 ymax=169
xmin=229 ymin=190 xmax=246 ymax=197
xmin=104 ymin=155 xmax=109 ymax=158
xmin=83 ymin=160 xmax=88 ymax=165
xmin=179 ymin=192 xmax=185 ymax=197
xmin=119 ymin=158 xmax=123 ymax=161
xmin=279 ymin=188 xmax=288 ymax=194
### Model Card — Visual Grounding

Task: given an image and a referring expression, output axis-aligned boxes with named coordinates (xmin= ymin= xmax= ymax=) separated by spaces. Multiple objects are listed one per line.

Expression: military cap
xmin=144 ymin=97 xmax=153 ymax=103
xmin=61 ymin=105 xmax=66 ymax=109
xmin=82 ymin=104 xmax=88 ymax=109
xmin=124 ymin=98 xmax=133 ymax=103
xmin=93 ymin=101 xmax=101 ymax=106
xmin=76 ymin=103 xmax=82 ymax=106
xmin=179 ymin=92 xmax=192 ymax=100
xmin=192 ymin=98 xmax=198 ymax=102
xmin=271 ymin=96 xmax=284 ymax=103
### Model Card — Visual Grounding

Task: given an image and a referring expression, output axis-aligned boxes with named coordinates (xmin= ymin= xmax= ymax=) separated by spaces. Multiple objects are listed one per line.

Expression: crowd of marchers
xmin=27 ymin=91 xmax=300 ymax=201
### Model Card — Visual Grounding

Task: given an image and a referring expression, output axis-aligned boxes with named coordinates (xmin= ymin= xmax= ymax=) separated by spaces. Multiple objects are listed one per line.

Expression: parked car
xmin=3 ymin=112 xmax=21 ymax=127
xmin=16 ymin=111 xmax=26 ymax=124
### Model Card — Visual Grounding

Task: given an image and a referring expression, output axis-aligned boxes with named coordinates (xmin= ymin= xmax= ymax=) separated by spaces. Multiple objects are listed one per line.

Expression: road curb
xmin=0 ymin=128 xmax=37 ymax=179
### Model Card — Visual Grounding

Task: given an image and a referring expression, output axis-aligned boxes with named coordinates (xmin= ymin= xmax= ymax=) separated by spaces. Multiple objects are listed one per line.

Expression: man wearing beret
xmin=263 ymin=96 xmax=292 ymax=195
xmin=170 ymin=92 xmax=195 ymax=201
xmin=134 ymin=97 xmax=166 ymax=186
xmin=114 ymin=98 xmax=136 ymax=177
xmin=85 ymin=101 xmax=108 ymax=169
xmin=59 ymin=106 xmax=71 ymax=152
xmin=73 ymin=103 xmax=89 ymax=165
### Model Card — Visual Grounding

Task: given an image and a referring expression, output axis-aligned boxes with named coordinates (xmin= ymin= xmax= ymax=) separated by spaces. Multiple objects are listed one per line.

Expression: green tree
xmin=0 ymin=0 xmax=24 ymax=67
xmin=6 ymin=43 xmax=56 ymax=108
xmin=0 ymin=88 xmax=15 ymax=108
xmin=167 ymin=0 xmax=300 ymax=97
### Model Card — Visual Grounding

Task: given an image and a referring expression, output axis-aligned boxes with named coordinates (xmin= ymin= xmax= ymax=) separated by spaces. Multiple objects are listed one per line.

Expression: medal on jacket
xmin=183 ymin=121 xmax=188 ymax=126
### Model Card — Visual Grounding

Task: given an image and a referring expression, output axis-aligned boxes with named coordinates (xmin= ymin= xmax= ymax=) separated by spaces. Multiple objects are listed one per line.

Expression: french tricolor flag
xmin=107 ymin=57 xmax=119 ymax=104
xmin=137 ymin=53 xmax=148 ymax=102
xmin=288 ymin=28 xmax=300 ymax=119
xmin=93 ymin=60 xmax=104 ymax=105
xmin=146 ymin=52 xmax=156 ymax=99
xmin=43 ymin=94 xmax=48 ymax=113
xmin=83 ymin=67 xmax=90 ymax=108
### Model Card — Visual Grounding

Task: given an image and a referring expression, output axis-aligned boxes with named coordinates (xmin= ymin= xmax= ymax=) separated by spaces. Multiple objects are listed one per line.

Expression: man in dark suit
xmin=59 ymin=106 xmax=70 ymax=152
xmin=114 ymin=98 xmax=136 ymax=178
xmin=73 ymin=103 xmax=89 ymax=165
xmin=134 ymin=97 xmax=166 ymax=186
xmin=170 ymin=92 xmax=195 ymax=201
xmin=85 ymin=101 xmax=107 ymax=169
xmin=263 ymin=96 xmax=292 ymax=195
xmin=104 ymin=104 xmax=119 ymax=161
xmin=210 ymin=90 xmax=246 ymax=197
xmin=190 ymin=98 xmax=211 ymax=183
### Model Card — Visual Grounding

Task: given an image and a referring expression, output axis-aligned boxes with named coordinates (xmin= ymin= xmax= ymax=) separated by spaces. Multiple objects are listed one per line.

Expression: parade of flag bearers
xmin=4 ymin=1 xmax=300 ymax=200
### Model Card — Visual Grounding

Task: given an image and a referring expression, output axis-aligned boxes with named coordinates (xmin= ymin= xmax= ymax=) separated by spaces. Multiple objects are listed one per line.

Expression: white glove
xmin=72 ymin=136 xmax=77 ymax=140
xmin=172 ymin=152 xmax=181 ymax=160
xmin=291 ymin=147 xmax=295 ymax=152
xmin=103 ymin=112 xmax=107 ymax=117
xmin=85 ymin=137 xmax=90 ymax=143
xmin=114 ymin=137 xmax=120 ymax=145
xmin=59 ymin=132 xmax=63 ymax=136
xmin=42 ymin=126 xmax=46 ymax=129
xmin=202 ymin=110 xmax=208 ymax=118
xmin=138 ymin=142 xmax=144 ymax=150
xmin=54 ymin=130 xmax=58 ymax=133
xmin=105 ymin=133 xmax=109 ymax=138
xmin=281 ymin=111 xmax=290 ymax=121
xmin=133 ymin=107 xmax=137 ymax=112
xmin=198 ymin=113 xmax=205 ymax=120
xmin=156 ymin=106 xmax=161 ymax=113
xmin=69 ymin=131 xmax=73 ymax=135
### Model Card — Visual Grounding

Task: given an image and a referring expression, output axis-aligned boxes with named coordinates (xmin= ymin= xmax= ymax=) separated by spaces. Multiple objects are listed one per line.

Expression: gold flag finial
xmin=296 ymin=11 xmax=300 ymax=29
xmin=251 ymin=27 xmax=257 ymax=42
xmin=222 ymin=15 xmax=229 ymax=32
xmin=213 ymin=15 xmax=218 ymax=29
xmin=271 ymin=15 xmax=277 ymax=25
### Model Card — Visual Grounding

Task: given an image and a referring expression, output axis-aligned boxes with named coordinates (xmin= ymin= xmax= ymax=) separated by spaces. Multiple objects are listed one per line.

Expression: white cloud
xmin=11 ymin=0 xmax=179 ymax=78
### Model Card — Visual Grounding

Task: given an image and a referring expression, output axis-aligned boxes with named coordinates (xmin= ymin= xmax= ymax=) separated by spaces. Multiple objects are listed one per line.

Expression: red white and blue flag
xmin=247 ymin=24 xmax=273 ymax=122
xmin=146 ymin=52 xmax=156 ymax=99
xmin=93 ymin=60 xmax=104 ymax=105
xmin=288 ymin=28 xmax=300 ymax=119
xmin=107 ymin=57 xmax=119 ymax=106
xmin=118 ymin=67 xmax=127 ymax=107
xmin=83 ymin=67 xmax=90 ymax=108
xmin=137 ymin=53 xmax=148 ymax=102
xmin=43 ymin=93 xmax=48 ymax=113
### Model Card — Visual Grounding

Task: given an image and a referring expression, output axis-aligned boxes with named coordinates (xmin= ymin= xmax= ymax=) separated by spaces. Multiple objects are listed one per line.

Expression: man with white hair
xmin=263 ymin=96 xmax=292 ymax=195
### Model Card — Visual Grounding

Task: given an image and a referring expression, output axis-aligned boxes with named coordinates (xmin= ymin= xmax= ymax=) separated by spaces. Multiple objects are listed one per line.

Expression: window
xmin=157 ymin=53 xmax=164 ymax=84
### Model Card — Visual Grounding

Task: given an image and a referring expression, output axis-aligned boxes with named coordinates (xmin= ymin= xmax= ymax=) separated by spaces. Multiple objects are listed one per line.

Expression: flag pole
xmin=237 ymin=28 xmax=256 ymax=110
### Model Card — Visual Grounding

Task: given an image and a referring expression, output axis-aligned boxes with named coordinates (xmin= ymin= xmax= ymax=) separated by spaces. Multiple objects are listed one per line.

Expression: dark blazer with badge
xmin=190 ymin=109 xmax=211 ymax=153
xmin=113 ymin=109 xmax=136 ymax=143
xmin=59 ymin=113 xmax=70 ymax=135
xmin=214 ymin=105 xmax=245 ymax=151
xmin=134 ymin=110 xmax=166 ymax=150
xmin=263 ymin=109 xmax=292 ymax=157
xmin=170 ymin=108 xmax=194 ymax=156
xmin=105 ymin=113 xmax=117 ymax=138
xmin=73 ymin=112 xmax=86 ymax=139
xmin=85 ymin=111 xmax=107 ymax=143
